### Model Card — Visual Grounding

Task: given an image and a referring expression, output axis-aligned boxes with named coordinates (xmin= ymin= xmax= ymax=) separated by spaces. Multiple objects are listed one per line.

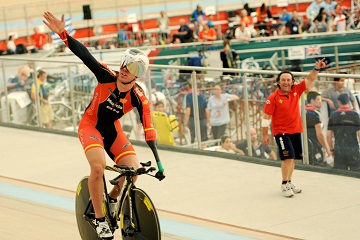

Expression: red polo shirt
xmin=264 ymin=80 xmax=307 ymax=136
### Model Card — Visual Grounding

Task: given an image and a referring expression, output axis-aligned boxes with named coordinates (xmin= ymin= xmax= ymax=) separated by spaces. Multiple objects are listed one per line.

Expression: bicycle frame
xmin=76 ymin=162 xmax=162 ymax=240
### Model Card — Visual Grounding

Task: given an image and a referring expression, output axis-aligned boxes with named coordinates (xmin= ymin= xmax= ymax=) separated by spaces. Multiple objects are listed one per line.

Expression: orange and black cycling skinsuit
xmin=58 ymin=31 xmax=157 ymax=164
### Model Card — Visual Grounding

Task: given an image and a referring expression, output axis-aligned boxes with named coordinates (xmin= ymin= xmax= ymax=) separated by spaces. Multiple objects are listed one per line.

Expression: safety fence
xmin=1 ymin=56 xmax=360 ymax=172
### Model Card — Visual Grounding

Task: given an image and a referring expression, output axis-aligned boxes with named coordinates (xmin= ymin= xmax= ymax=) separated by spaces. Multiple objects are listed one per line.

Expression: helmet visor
xmin=126 ymin=61 xmax=145 ymax=78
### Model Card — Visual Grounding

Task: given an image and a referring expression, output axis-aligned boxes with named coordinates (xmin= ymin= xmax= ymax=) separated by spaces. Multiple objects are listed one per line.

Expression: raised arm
xmin=43 ymin=12 xmax=105 ymax=79
xmin=304 ymin=58 xmax=327 ymax=89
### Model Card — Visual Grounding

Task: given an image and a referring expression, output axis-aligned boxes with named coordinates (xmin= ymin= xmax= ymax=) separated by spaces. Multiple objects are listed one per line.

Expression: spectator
xmin=312 ymin=14 xmax=329 ymax=33
xmin=214 ymin=135 xmax=245 ymax=154
xmin=31 ymin=70 xmax=53 ymax=128
xmin=190 ymin=4 xmax=207 ymax=34
xmin=236 ymin=127 xmax=277 ymax=160
xmin=234 ymin=22 xmax=251 ymax=42
xmin=31 ymin=27 xmax=48 ymax=50
xmin=305 ymin=91 xmax=331 ymax=166
xmin=207 ymin=14 xmax=215 ymax=28
xmin=261 ymin=59 xmax=327 ymax=197
xmin=321 ymin=76 xmax=357 ymax=115
xmin=154 ymin=101 xmax=179 ymax=133
xmin=255 ymin=3 xmax=272 ymax=32
xmin=326 ymin=93 xmax=360 ymax=171
xmin=280 ymin=7 xmax=292 ymax=23
xmin=171 ymin=19 xmax=192 ymax=43
xmin=220 ymin=39 xmax=239 ymax=76
xmin=240 ymin=8 xmax=255 ymax=37
xmin=306 ymin=0 xmax=327 ymax=22
xmin=7 ymin=68 xmax=33 ymax=95
xmin=286 ymin=11 xmax=303 ymax=34
xmin=6 ymin=35 xmax=16 ymax=54
xmin=324 ymin=0 xmax=338 ymax=16
xmin=332 ymin=4 xmax=347 ymax=31
xmin=117 ymin=23 xmax=131 ymax=47
xmin=183 ymin=83 xmax=210 ymax=147
xmin=277 ymin=8 xmax=292 ymax=35
xmin=198 ymin=23 xmax=217 ymax=42
xmin=208 ymin=84 xmax=239 ymax=140
xmin=157 ymin=11 xmax=170 ymax=44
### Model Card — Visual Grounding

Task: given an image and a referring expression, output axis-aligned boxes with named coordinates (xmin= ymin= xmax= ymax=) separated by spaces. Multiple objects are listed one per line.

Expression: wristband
xmin=261 ymin=118 xmax=271 ymax=127
xmin=313 ymin=67 xmax=321 ymax=72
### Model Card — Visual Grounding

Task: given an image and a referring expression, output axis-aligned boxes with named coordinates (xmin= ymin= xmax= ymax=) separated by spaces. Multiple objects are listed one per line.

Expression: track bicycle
xmin=75 ymin=160 xmax=165 ymax=240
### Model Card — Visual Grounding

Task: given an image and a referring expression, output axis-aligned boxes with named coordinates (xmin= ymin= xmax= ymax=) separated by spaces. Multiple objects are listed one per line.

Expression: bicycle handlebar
xmin=106 ymin=162 xmax=164 ymax=185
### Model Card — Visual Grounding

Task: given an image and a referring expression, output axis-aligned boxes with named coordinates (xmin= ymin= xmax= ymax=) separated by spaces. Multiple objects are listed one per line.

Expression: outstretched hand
xmin=315 ymin=58 xmax=327 ymax=69
xmin=43 ymin=12 xmax=65 ymax=34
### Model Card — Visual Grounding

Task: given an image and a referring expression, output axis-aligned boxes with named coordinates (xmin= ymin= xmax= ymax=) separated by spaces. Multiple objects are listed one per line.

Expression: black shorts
xmin=275 ymin=133 xmax=303 ymax=160
xmin=334 ymin=148 xmax=360 ymax=170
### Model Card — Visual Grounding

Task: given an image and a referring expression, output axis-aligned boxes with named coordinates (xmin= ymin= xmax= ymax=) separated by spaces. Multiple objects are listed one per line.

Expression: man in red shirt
xmin=31 ymin=27 xmax=48 ymax=50
xmin=198 ymin=23 xmax=216 ymax=42
xmin=261 ymin=58 xmax=326 ymax=198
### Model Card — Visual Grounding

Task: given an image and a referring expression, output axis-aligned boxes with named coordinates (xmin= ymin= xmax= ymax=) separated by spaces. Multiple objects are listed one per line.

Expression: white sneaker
xmin=109 ymin=201 xmax=117 ymax=218
xmin=96 ymin=220 xmax=113 ymax=239
xmin=281 ymin=183 xmax=294 ymax=197
xmin=289 ymin=182 xmax=302 ymax=194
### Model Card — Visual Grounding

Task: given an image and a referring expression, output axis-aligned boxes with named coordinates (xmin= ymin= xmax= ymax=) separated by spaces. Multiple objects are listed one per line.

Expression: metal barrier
xmin=1 ymin=55 xmax=360 ymax=171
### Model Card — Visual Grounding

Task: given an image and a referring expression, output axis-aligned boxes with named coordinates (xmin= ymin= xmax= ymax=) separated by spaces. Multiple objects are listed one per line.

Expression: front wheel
xmin=75 ymin=176 xmax=102 ymax=240
xmin=120 ymin=188 xmax=161 ymax=240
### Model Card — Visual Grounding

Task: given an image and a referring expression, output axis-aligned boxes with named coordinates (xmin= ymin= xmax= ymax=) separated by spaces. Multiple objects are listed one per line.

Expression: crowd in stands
xmin=2 ymin=0 xmax=359 ymax=53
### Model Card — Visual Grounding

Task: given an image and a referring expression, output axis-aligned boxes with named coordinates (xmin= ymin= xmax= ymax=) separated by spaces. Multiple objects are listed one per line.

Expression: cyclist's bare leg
xmin=86 ymin=147 xmax=107 ymax=218
xmin=108 ymin=154 xmax=140 ymax=199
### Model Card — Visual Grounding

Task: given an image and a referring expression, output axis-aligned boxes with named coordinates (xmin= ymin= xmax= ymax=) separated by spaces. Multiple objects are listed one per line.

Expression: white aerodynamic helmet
xmin=120 ymin=48 xmax=149 ymax=78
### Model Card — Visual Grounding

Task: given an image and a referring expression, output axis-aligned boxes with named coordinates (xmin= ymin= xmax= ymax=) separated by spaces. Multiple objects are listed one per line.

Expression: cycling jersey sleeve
xmin=132 ymin=84 xmax=157 ymax=141
xmin=58 ymin=30 xmax=112 ymax=82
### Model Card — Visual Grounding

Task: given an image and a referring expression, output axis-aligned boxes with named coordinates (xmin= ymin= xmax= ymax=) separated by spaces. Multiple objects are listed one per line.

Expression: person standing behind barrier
xmin=305 ymin=91 xmax=331 ymax=166
xmin=261 ymin=58 xmax=327 ymax=198
xmin=208 ymin=85 xmax=239 ymax=140
xmin=157 ymin=11 xmax=170 ymax=44
xmin=31 ymin=70 xmax=53 ymax=128
xmin=326 ymin=93 xmax=360 ymax=171
xmin=31 ymin=26 xmax=48 ymax=50
xmin=183 ymin=83 xmax=209 ymax=146
xmin=220 ymin=40 xmax=239 ymax=76
xmin=321 ymin=76 xmax=357 ymax=115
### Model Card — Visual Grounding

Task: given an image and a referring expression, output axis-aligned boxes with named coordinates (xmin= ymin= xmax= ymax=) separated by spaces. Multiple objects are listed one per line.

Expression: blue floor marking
xmin=0 ymin=182 xmax=255 ymax=240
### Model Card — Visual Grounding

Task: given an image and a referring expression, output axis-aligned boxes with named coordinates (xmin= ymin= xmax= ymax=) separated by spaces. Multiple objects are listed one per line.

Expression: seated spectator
xmin=234 ymin=22 xmax=251 ymax=42
xmin=255 ymin=3 xmax=272 ymax=32
xmin=6 ymin=35 xmax=16 ymax=54
xmin=172 ymin=19 xmax=193 ymax=43
xmin=117 ymin=23 xmax=131 ymax=47
xmin=207 ymin=14 xmax=215 ymax=28
xmin=332 ymin=4 xmax=346 ymax=31
xmin=312 ymin=14 xmax=329 ymax=33
xmin=190 ymin=4 xmax=207 ymax=34
xmin=239 ymin=8 xmax=256 ymax=37
xmin=285 ymin=11 xmax=303 ymax=34
xmin=214 ymin=136 xmax=245 ymax=154
xmin=198 ymin=23 xmax=217 ymax=42
xmin=236 ymin=128 xmax=277 ymax=160
xmin=277 ymin=8 xmax=292 ymax=35
xmin=31 ymin=27 xmax=48 ymax=50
